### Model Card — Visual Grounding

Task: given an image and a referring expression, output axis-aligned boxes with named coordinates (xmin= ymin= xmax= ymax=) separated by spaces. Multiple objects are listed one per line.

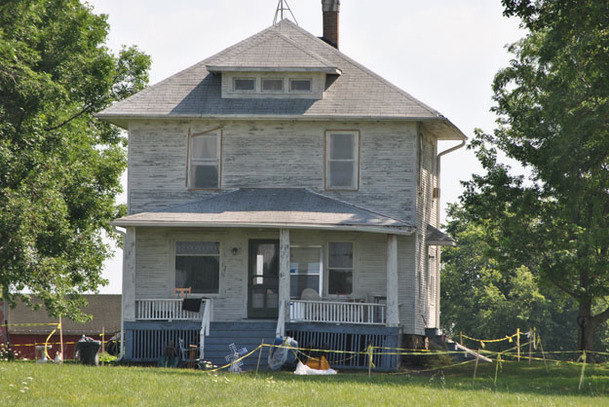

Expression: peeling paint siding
xmin=126 ymin=120 xmax=417 ymax=222
xmin=134 ymin=227 xmax=419 ymax=329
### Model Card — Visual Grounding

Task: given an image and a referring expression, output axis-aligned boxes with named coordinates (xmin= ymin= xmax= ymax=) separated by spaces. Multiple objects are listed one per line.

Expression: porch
xmin=125 ymin=298 xmax=397 ymax=370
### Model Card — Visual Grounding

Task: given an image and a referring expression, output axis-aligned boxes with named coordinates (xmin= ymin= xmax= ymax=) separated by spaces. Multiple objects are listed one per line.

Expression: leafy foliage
xmin=0 ymin=0 xmax=150 ymax=318
xmin=445 ymin=0 xmax=609 ymax=352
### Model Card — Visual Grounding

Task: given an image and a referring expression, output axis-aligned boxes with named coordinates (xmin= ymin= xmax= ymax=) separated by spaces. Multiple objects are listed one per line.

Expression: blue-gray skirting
xmin=123 ymin=320 xmax=401 ymax=371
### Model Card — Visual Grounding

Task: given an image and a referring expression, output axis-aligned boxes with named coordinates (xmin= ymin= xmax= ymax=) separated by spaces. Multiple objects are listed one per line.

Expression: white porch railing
xmin=136 ymin=298 xmax=210 ymax=321
xmin=289 ymin=300 xmax=386 ymax=325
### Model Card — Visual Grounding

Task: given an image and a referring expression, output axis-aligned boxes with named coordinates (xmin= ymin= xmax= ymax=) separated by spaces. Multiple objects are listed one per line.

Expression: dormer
xmin=206 ymin=26 xmax=341 ymax=100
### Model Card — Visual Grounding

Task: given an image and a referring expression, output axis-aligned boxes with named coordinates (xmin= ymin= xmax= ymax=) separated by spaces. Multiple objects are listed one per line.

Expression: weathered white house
xmin=98 ymin=1 xmax=464 ymax=370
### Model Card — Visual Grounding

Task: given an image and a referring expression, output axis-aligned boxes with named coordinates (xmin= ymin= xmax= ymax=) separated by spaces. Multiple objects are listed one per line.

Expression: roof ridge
xmin=276 ymin=20 xmax=443 ymax=118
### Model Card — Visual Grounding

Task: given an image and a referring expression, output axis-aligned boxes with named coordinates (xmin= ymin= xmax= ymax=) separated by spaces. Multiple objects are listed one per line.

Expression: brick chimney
xmin=322 ymin=0 xmax=340 ymax=49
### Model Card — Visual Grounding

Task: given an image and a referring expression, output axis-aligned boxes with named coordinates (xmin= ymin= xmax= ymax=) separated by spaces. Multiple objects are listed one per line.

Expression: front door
xmin=248 ymin=239 xmax=279 ymax=318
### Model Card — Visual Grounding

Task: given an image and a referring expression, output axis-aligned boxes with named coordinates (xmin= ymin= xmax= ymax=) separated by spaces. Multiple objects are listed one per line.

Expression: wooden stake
xmin=256 ymin=339 xmax=264 ymax=375
xmin=460 ymin=331 xmax=463 ymax=346
xmin=101 ymin=326 xmax=105 ymax=366
xmin=528 ymin=329 xmax=533 ymax=366
xmin=516 ymin=328 xmax=521 ymax=362
xmin=368 ymin=345 xmax=373 ymax=378
xmin=539 ymin=335 xmax=549 ymax=374
xmin=59 ymin=316 xmax=64 ymax=364
xmin=473 ymin=352 xmax=480 ymax=384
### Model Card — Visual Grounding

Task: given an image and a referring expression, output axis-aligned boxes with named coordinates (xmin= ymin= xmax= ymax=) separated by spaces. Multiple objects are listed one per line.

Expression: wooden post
xmin=516 ymin=328 xmax=520 ymax=362
xmin=121 ymin=227 xmax=136 ymax=360
xmin=460 ymin=331 xmax=463 ymax=346
xmin=256 ymin=339 xmax=264 ymax=375
xmin=386 ymin=235 xmax=399 ymax=327
xmin=278 ymin=229 xmax=290 ymax=331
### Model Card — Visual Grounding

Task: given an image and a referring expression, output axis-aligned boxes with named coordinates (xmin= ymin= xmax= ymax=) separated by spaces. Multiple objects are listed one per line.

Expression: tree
xmin=452 ymin=0 xmax=609 ymax=355
xmin=0 ymin=0 xmax=150 ymax=319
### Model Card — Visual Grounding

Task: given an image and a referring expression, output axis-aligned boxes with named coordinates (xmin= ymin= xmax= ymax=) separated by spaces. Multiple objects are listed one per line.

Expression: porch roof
xmin=114 ymin=188 xmax=416 ymax=236
xmin=426 ymin=224 xmax=455 ymax=246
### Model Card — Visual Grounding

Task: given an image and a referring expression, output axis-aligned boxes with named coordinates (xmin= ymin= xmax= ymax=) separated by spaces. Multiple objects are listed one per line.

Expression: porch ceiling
xmin=114 ymin=188 xmax=415 ymax=236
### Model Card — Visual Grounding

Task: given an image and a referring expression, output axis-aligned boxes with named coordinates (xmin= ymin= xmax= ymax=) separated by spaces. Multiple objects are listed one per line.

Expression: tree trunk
xmin=577 ymin=301 xmax=609 ymax=363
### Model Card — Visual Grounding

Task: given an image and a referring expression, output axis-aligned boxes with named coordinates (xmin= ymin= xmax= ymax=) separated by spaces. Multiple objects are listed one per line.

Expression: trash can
xmin=75 ymin=336 xmax=101 ymax=366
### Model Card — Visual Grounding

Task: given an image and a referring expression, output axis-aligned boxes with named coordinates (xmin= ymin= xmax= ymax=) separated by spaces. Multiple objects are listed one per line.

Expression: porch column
xmin=386 ymin=234 xmax=399 ymax=327
xmin=123 ymin=227 xmax=136 ymax=322
xmin=278 ymin=229 xmax=291 ymax=328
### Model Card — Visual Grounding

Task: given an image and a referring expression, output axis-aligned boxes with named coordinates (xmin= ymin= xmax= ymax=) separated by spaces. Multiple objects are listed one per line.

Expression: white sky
xmin=88 ymin=0 xmax=524 ymax=294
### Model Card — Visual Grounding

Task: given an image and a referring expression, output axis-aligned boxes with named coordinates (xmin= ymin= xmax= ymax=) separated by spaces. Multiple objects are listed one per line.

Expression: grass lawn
xmin=2 ymin=360 xmax=609 ymax=406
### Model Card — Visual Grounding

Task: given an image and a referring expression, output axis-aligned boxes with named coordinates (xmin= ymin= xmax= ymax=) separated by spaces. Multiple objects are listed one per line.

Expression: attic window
xmin=262 ymin=79 xmax=284 ymax=92
xmin=290 ymin=79 xmax=312 ymax=92
xmin=234 ymin=78 xmax=255 ymax=92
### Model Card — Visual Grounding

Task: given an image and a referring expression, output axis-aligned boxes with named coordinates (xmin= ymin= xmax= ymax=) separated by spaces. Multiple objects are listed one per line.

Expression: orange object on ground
xmin=305 ymin=355 xmax=330 ymax=370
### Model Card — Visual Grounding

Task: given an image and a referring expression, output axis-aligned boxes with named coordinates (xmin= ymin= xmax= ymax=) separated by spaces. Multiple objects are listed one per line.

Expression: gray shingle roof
xmin=97 ymin=20 xmax=464 ymax=139
xmin=114 ymin=188 xmax=416 ymax=235
xmin=426 ymin=224 xmax=455 ymax=246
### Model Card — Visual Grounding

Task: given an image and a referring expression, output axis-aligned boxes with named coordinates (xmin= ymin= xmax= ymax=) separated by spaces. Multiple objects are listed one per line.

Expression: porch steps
xmin=203 ymin=321 xmax=277 ymax=371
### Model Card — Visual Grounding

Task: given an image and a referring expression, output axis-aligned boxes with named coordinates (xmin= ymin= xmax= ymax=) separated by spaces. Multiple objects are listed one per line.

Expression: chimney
xmin=322 ymin=0 xmax=340 ymax=48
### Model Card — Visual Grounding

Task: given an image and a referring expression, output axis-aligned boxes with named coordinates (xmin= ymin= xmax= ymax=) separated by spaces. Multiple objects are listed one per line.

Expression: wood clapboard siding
xmin=133 ymin=227 xmax=419 ymax=333
xmin=126 ymin=119 xmax=417 ymax=223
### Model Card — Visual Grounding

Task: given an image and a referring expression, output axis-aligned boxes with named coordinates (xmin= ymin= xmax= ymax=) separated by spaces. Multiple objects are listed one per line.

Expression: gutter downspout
xmin=114 ymin=226 xmax=127 ymax=361
xmin=435 ymin=140 xmax=466 ymax=226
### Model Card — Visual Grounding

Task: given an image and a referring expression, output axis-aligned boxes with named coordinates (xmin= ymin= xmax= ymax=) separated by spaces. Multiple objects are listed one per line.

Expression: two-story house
xmin=98 ymin=1 xmax=465 ymax=370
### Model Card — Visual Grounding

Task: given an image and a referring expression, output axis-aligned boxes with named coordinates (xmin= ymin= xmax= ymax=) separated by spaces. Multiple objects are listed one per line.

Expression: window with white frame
xmin=325 ymin=131 xmax=359 ymax=190
xmin=328 ymin=242 xmax=353 ymax=295
xmin=175 ymin=241 xmax=220 ymax=294
xmin=262 ymin=78 xmax=284 ymax=92
xmin=290 ymin=246 xmax=322 ymax=299
xmin=233 ymin=78 xmax=255 ymax=92
xmin=188 ymin=130 xmax=221 ymax=189
xmin=289 ymin=78 xmax=312 ymax=93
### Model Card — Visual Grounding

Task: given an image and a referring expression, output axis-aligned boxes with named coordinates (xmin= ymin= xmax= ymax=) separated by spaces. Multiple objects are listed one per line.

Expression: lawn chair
xmin=178 ymin=338 xmax=199 ymax=369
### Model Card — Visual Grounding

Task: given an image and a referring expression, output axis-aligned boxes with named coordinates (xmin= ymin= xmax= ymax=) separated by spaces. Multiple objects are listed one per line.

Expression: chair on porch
xmin=175 ymin=287 xmax=191 ymax=299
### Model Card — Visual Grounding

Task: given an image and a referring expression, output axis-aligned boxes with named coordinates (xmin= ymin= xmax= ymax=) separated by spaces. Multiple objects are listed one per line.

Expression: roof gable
xmin=97 ymin=20 xmax=464 ymax=140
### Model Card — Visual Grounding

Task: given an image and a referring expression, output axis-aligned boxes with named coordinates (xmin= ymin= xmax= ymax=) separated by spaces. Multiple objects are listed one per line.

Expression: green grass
xmin=2 ymin=360 xmax=609 ymax=406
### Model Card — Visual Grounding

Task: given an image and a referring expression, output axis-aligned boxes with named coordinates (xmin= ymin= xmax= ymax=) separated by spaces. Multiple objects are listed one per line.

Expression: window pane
xmin=290 ymin=247 xmax=321 ymax=274
xmin=290 ymin=79 xmax=311 ymax=91
xmin=262 ymin=79 xmax=283 ymax=91
xmin=175 ymin=255 xmax=219 ymax=294
xmin=191 ymin=164 xmax=219 ymax=189
xmin=328 ymin=269 xmax=352 ymax=295
xmin=291 ymin=275 xmax=320 ymax=298
xmin=191 ymin=136 xmax=217 ymax=159
xmin=329 ymin=243 xmax=353 ymax=268
xmin=328 ymin=161 xmax=355 ymax=188
xmin=234 ymin=79 xmax=255 ymax=91
xmin=330 ymin=134 xmax=355 ymax=159
xmin=176 ymin=241 xmax=219 ymax=255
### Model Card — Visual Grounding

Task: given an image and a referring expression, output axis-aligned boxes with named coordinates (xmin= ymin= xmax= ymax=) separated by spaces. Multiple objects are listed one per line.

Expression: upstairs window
xmin=175 ymin=241 xmax=220 ymax=294
xmin=188 ymin=129 xmax=221 ymax=189
xmin=328 ymin=242 xmax=353 ymax=295
xmin=290 ymin=79 xmax=312 ymax=93
xmin=325 ymin=130 xmax=359 ymax=190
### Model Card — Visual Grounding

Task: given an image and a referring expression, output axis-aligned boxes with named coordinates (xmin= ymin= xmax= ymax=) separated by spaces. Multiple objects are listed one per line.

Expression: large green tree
xmin=449 ymin=0 xmax=609 ymax=354
xmin=0 ymin=0 xmax=149 ymax=318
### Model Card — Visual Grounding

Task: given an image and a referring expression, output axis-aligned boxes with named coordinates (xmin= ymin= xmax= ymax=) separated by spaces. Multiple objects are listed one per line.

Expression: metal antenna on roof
xmin=273 ymin=0 xmax=298 ymax=25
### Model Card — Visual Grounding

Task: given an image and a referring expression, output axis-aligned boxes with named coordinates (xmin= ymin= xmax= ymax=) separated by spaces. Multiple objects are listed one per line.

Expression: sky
xmin=87 ymin=0 xmax=524 ymax=294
